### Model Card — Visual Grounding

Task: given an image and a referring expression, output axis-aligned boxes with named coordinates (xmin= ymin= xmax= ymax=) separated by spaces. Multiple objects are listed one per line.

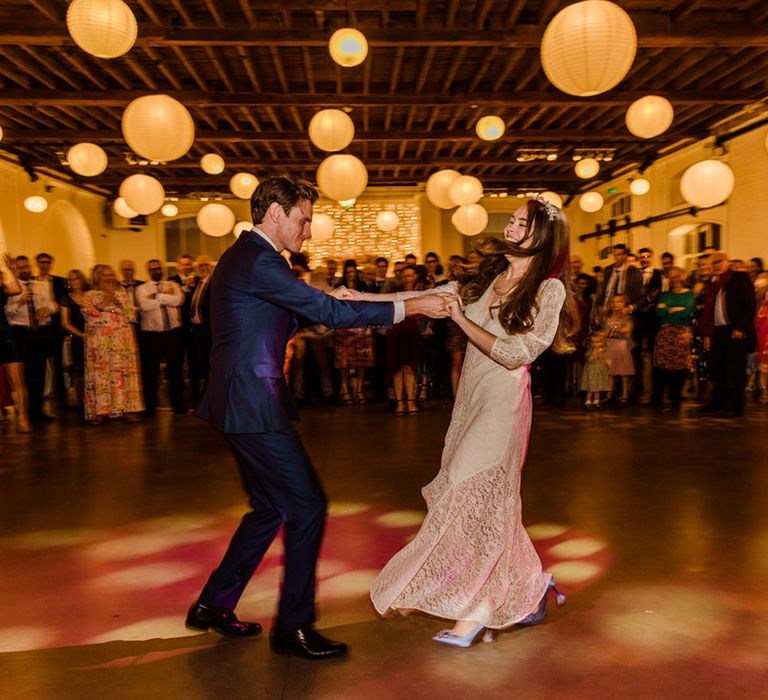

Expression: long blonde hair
xmin=456 ymin=199 xmax=578 ymax=353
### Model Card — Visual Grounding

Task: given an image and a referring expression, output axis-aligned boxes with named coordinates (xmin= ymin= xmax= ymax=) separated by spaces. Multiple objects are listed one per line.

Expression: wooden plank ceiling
xmin=0 ymin=0 xmax=767 ymax=198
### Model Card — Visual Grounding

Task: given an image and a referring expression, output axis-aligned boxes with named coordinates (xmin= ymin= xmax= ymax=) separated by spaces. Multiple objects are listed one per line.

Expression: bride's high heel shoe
xmin=432 ymin=622 xmax=486 ymax=647
xmin=517 ymin=576 xmax=566 ymax=627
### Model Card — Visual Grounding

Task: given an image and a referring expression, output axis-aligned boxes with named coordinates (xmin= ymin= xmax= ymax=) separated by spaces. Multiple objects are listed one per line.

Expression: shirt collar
xmin=252 ymin=226 xmax=280 ymax=253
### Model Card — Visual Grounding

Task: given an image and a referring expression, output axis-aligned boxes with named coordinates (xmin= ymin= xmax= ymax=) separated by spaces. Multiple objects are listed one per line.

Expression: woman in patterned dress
xmin=82 ymin=265 xmax=143 ymax=424
xmin=345 ymin=198 xmax=576 ymax=646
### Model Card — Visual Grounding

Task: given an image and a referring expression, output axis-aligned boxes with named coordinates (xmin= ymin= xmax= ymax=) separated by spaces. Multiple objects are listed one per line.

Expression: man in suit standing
xmin=188 ymin=255 xmax=214 ymax=401
xmin=188 ymin=177 xmax=451 ymax=660
xmin=635 ymin=248 xmax=663 ymax=400
xmin=34 ymin=253 xmax=68 ymax=411
xmin=701 ymin=252 xmax=756 ymax=417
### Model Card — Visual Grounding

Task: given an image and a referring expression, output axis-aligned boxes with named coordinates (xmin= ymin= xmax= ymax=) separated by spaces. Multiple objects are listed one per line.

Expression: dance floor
xmin=1 ymin=398 xmax=767 ymax=699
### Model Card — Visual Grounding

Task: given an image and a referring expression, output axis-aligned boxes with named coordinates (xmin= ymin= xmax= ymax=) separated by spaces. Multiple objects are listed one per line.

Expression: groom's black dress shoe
xmin=270 ymin=625 xmax=348 ymax=660
xmin=185 ymin=602 xmax=262 ymax=638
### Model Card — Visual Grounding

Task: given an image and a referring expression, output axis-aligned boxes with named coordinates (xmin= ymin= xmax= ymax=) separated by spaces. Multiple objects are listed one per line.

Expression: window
xmin=164 ymin=217 xmax=235 ymax=267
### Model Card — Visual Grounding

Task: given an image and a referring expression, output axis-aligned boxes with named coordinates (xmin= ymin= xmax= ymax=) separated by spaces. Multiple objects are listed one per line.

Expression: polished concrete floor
xmin=1 ymin=397 xmax=767 ymax=699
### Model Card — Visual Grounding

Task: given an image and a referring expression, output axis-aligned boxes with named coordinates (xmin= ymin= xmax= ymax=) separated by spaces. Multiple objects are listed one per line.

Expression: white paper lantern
xmin=0 ymin=125 xmax=3 ymax=142
xmin=475 ymin=115 xmax=506 ymax=142
xmin=426 ymin=169 xmax=460 ymax=209
xmin=629 ymin=178 xmax=650 ymax=196
xmin=626 ymin=96 xmax=674 ymax=139
xmin=230 ymin=172 xmax=259 ymax=199
xmin=541 ymin=0 xmax=637 ymax=97
xmin=310 ymin=213 xmax=335 ymax=242
xmin=67 ymin=142 xmax=108 ymax=177
xmin=200 ymin=153 xmax=225 ymax=174
xmin=113 ymin=197 xmax=138 ymax=219
xmin=309 ymin=109 xmax=355 ymax=152
xmin=449 ymin=175 xmax=483 ymax=206
xmin=452 ymin=204 xmax=489 ymax=236
xmin=234 ymin=221 xmax=252 ymax=238
xmin=538 ymin=191 xmax=563 ymax=208
xmin=316 ymin=154 xmax=368 ymax=202
xmin=161 ymin=203 xmax=178 ymax=217
xmin=329 ymin=28 xmax=368 ymax=67
xmin=579 ymin=191 xmax=604 ymax=213
xmin=24 ymin=196 xmax=48 ymax=214
xmin=575 ymin=158 xmax=600 ymax=179
xmin=66 ymin=0 xmax=137 ymax=59
xmin=122 ymin=95 xmax=195 ymax=162
xmin=680 ymin=160 xmax=735 ymax=209
xmin=376 ymin=210 xmax=399 ymax=232
xmin=197 ymin=203 xmax=235 ymax=237
xmin=119 ymin=174 xmax=165 ymax=215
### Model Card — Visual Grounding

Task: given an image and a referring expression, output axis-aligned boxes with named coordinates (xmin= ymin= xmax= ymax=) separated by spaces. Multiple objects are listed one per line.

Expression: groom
xmin=188 ymin=177 xmax=451 ymax=659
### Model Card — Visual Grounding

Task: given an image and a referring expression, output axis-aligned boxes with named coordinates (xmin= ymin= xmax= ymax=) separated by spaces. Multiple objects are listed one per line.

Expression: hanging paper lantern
xmin=229 ymin=172 xmax=259 ymax=199
xmin=626 ymin=96 xmax=674 ymax=139
xmin=575 ymin=158 xmax=600 ymax=179
xmin=66 ymin=142 xmax=108 ymax=177
xmin=310 ymin=213 xmax=335 ymax=242
xmin=541 ymin=0 xmax=637 ymax=97
xmin=197 ymin=203 xmax=236 ymax=237
xmin=24 ymin=196 xmax=48 ymax=213
xmin=329 ymin=28 xmax=368 ymax=67
xmin=426 ymin=169 xmax=461 ymax=209
xmin=66 ymin=0 xmax=137 ymax=59
xmin=680 ymin=160 xmax=735 ymax=208
xmin=452 ymin=204 xmax=489 ymax=236
xmin=234 ymin=221 xmax=252 ymax=238
xmin=579 ymin=191 xmax=604 ymax=213
xmin=316 ymin=154 xmax=368 ymax=202
xmin=200 ymin=153 xmax=225 ymax=174
xmin=0 ymin=125 xmax=5 ymax=142
xmin=113 ymin=197 xmax=138 ymax=219
xmin=122 ymin=95 xmax=195 ymax=162
xmin=449 ymin=175 xmax=483 ymax=206
xmin=629 ymin=178 xmax=650 ymax=195
xmin=161 ymin=203 xmax=178 ymax=217
xmin=309 ymin=109 xmax=355 ymax=152
xmin=475 ymin=115 xmax=506 ymax=142
xmin=376 ymin=210 xmax=399 ymax=232
xmin=119 ymin=174 xmax=165 ymax=215
xmin=538 ymin=191 xmax=563 ymax=208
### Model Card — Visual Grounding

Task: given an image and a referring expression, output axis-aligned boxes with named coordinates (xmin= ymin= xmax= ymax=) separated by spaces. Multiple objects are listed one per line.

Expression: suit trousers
xmin=11 ymin=326 xmax=50 ymax=421
xmin=188 ymin=324 xmax=212 ymax=396
xmin=198 ymin=429 xmax=327 ymax=631
xmin=139 ymin=328 xmax=185 ymax=412
xmin=710 ymin=325 xmax=748 ymax=414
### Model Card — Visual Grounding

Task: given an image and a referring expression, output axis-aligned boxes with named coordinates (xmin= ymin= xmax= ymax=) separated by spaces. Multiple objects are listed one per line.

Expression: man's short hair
xmin=638 ymin=247 xmax=652 ymax=255
xmin=375 ymin=257 xmax=389 ymax=265
xmin=404 ymin=253 xmax=417 ymax=260
xmin=251 ymin=176 xmax=318 ymax=225
xmin=425 ymin=251 xmax=439 ymax=262
xmin=35 ymin=252 xmax=53 ymax=262
xmin=16 ymin=255 xmax=29 ymax=263
xmin=177 ymin=253 xmax=193 ymax=261
xmin=661 ymin=252 xmax=674 ymax=260
xmin=612 ymin=244 xmax=628 ymax=252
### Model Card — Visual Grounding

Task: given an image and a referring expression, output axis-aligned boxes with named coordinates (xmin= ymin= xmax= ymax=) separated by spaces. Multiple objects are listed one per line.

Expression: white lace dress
xmin=370 ymin=277 xmax=566 ymax=628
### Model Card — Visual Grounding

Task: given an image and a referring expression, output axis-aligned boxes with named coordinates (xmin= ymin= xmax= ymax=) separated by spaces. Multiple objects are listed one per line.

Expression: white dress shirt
xmin=250 ymin=226 xmax=405 ymax=322
xmin=4 ymin=279 xmax=56 ymax=328
xmin=136 ymin=280 xmax=184 ymax=331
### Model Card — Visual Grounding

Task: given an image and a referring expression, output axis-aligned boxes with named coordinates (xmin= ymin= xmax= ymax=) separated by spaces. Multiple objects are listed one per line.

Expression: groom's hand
xmin=330 ymin=286 xmax=359 ymax=300
xmin=404 ymin=292 xmax=454 ymax=318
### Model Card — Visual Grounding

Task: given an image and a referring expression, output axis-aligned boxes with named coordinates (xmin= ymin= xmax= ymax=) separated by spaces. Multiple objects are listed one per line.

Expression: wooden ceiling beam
xmin=1 ymin=128 xmax=704 ymax=143
xmin=0 ymin=89 xmax=756 ymax=107
xmin=6 ymin=17 xmax=768 ymax=48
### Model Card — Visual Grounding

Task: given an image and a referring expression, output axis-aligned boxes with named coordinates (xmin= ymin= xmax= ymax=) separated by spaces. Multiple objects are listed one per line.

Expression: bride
xmin=343 ymin=197 xmax=576 ymax=646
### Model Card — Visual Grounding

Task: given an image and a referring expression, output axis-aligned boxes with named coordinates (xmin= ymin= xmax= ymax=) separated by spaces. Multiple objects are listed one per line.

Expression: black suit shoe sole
xmin=269 ymin=642 xmax=347 ymax=660
xmin=185 ymin=620 xmax=262 ymax=638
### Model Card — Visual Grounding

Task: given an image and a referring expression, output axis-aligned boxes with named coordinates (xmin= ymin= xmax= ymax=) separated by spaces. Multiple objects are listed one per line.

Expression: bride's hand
xmin=447 ymin=297 xmax=465 ymax=322
xmin=330 ymin=285 xmax=359 ymax=300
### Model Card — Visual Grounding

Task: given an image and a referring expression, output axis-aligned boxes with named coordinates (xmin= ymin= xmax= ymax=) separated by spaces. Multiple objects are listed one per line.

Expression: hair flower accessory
xmin=534 ymin=195 xmax=559 ymax=221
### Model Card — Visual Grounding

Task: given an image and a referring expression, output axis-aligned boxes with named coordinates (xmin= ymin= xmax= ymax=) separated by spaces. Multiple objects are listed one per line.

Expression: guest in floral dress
xmin=83 ymin=265 xmax=143 ymax=424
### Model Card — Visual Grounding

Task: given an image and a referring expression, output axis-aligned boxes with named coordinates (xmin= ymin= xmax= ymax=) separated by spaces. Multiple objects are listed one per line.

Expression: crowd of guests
xmin=569 ymin=245 xmax=767 ymax=418
xmin=2 ymin=242 xmax=767 ymax=433
xmin=0 ymin=252 xmax=214 ymax=431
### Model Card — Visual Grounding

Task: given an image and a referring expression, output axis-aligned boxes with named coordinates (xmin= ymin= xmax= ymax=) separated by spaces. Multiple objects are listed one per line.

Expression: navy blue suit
xmin=195 ymin=230 xmax=394 ymax=630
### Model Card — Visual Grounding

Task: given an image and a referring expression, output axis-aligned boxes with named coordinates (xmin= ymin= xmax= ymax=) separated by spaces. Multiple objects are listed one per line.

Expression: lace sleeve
xmin=395 ymin=280 xmax=458 ymax=301
xmin=489 ymin=278 xmax=566 ymax=370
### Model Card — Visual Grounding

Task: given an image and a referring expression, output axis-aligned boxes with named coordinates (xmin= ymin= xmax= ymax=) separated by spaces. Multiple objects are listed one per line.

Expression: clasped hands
xmin=331 ymin=286 xmax=462 ymax=320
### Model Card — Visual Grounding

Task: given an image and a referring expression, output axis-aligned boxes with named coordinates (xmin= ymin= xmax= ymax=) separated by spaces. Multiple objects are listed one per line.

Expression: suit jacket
xmin=196 ymin=232 xmax=394 ymax=433
xmin=190 ymin=276 xmax=212 ymax=329
xmin=169 ymin=273 xmax=198 ymax=327
xmin=638 ymin=268 xmax=663 ymax=313
xmin=720 ymin=270 xmax=757 ymax=339
xmin=597 ymin=263 xmax=643 ymax=311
